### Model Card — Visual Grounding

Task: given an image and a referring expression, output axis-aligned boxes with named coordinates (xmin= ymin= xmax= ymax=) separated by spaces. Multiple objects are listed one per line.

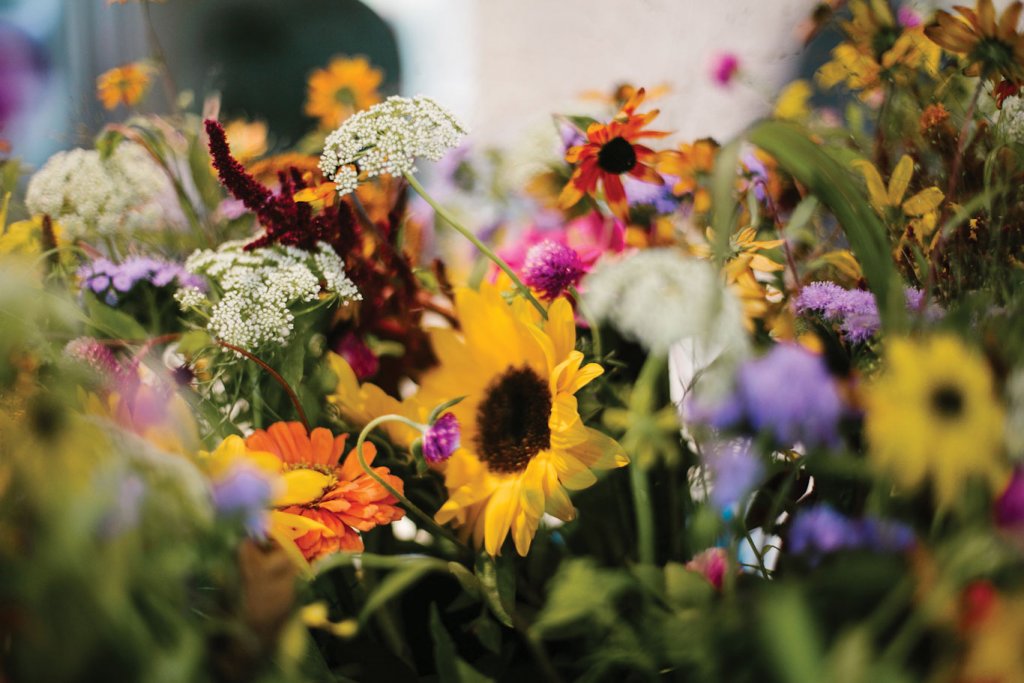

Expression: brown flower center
xmin=930 ymin=383 xmax=964 ymax=419
xmin=597 ymin=136 xmax=637 ymax=175
xmin=475 ymin=366 xmax=552 ymax=474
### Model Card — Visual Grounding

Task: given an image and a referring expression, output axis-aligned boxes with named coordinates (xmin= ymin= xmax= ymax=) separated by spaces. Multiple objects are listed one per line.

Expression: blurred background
xmin=0 ymin=0 xmax=833 ymax=169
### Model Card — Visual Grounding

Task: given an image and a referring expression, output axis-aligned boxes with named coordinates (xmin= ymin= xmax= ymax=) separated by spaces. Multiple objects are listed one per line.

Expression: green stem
xmin=354 ymin=415 xmax=468 ymax=552
xmin=627 ymin=354 xmax=665 ymax=566
xmin=403 ymin=172 xmax=547 ymax=319
xmin=568 ymin=285 xmax=602 ymax=360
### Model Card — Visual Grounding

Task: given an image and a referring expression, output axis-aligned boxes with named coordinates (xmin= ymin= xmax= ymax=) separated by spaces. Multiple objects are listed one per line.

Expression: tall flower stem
xmin=403 ymin=172 xmax=548 ymax=319
xmin=354 ymin=414 xmax=469 ymax=553
xmin=215 ymin=340 xmax=309 ymax=431
xmin=569 ymin=285 xmax=603 ymax=360
xmin=626 ymin=354 xmax=664 ymax=566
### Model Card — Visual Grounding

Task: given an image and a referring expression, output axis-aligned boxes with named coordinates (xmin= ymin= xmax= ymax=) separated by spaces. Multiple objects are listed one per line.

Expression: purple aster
xmin=995 ymin=468 xmax=1024 ymax=528
xmin=705 ymin=344 xmax=843 ymax=448
xmin=788 ymin=504 xmax=860 ymax=556
xmin=212 ymin=462 xmax=274 ymax=536
xmin=704 ymin=439 xmax=764 ymax=512
xmin=522 ymin=240 xmax=585 ymax=299
xmin=422 ymin=412 xmax=461 ymax=464
xmin=858 ymin=517 xmax=916 ymax=552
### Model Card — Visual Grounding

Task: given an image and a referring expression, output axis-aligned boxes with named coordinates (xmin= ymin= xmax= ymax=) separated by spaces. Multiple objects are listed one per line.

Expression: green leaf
xmin=448 ymin=561 xmax=482 ymax=599
xmin=278 ymin=340 xmax=307 ymax=390
xmin=785 ymin=195 xmax=820 ymax=242
xmin=357 ymin=561 xmax=438 ymax=625
xmin=175 ymin=329 xmax=212 ymax=356
xmin=747 ymin=120 xmax=905 ymax=331
xmin=758 ymin=587 xmax=824 ymax=683
xmin=474 ymin=554 xmax=514 ymax=628
xmin=83 ymin=291 xmax=148 ymax=340
xmin=663 ymin=562 xmax=714 ymax=610
xmin=711 ymin=138 xmax=744 ymax=265
xmin=429 ymin=604 xmax=493 ymax=683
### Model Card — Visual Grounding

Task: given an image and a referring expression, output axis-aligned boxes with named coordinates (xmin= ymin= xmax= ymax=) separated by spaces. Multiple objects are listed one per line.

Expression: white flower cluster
xmin=583 ymin=248 xmax=745 ymax=354
xmin=319 ymin=95 xmax=467 ymax=195
xmin=177 ymin=241 xmax=360 ymax=353
xmin=25 ymin=143 xmax=175 ymax=239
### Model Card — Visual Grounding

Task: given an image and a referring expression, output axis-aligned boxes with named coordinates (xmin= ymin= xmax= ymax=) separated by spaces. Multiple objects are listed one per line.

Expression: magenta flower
xmin=497 ymin=211 xmax=626 ymax=279
xmin=996 ymin=468 xmax=1024 ymax=528
xmin=422 ymin=412 xmax=460 ymax=464
xmin=710 ymin=52 xmax=741 ymax=87
xmin=522 ymin=240 xmax=585 ymax=299
xmin=686 ymin=547 xmax=728 ymax=590
xmin=897 ymin=6 xmax=922 ymax=28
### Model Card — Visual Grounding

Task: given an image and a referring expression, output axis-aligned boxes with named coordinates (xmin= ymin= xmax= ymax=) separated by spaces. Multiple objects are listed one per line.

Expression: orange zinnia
xmin=559 ymin=88 xmax=668 ymax=221
xmin=96 ymin=62 xmax=152 ymax=110
xmin=244 ymin=422 xmax=406 ymax=561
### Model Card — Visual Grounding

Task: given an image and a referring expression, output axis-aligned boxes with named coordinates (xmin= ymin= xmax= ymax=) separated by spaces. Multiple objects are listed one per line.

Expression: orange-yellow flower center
xmin=475 ymin=366 xmax=552 ymax=474
xmin=597 ymin=136 xmax=638 ymax=175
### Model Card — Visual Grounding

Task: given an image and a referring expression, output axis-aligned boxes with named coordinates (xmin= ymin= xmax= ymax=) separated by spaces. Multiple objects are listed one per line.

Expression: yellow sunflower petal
xmin=887 ymin=155 xmax=914 ymax=206
xmin=483 ymin=481 xmax=519 ymax=555
xmin=851 ymin=159 xmax=890 ymax=213
xmin=902 ymin=187 xmax=944 ymax=216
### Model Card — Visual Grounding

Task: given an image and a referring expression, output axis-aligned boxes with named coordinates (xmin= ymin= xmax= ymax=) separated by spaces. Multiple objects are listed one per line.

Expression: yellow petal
xmin=887 ymin=155 xmax=914 ymax=207
xmin=851 ymin=159 xmax=890 ymax=213
xmin=483 ymin=481 xmax=518 ymax=555
xmin=544 ymin=297 xmax=577 ymax=363
xmin=276 ymin=469 xmax=332 ymax=506
xmin=901 ymin=187 xmax=944 ymax=216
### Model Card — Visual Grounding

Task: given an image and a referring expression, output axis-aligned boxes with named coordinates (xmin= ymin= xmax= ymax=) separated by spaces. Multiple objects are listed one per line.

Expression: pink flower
xmin=497 ymin=211 xmax=626 ymax=278
xmin=897 ymin=6 xmax=922 ymax=28
xmin=334 ymin=331 xmax=379 ymax=380
xmin=710 ymin=53 xmax=741 ymax=87
xmin=686 ymin=547 xmax=728 ymax=590
xmin=522 ymin=240 xmax=585 ymax=299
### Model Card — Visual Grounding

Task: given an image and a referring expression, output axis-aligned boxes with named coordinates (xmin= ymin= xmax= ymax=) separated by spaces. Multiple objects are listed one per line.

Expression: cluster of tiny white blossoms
xmin=999 ymin=96 xmax=1024 ymax=144
xmin=175 ymin=241 xmax=360 ymax=353
xmin=319 ymin=95 xmax=467 ymax=196
xmin=25 ymin=143 xmax=175 ymax=239
xmin=583 ymin=248 xmax=745 ymax=354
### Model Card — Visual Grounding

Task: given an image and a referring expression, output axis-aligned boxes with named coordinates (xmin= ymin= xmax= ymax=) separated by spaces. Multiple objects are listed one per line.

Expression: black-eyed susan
xmin=925 ymin=0 xmax=1024 ymax=80
xmin=852 ymin=154 xmax=944 ymax=251
xmin=864 ymin=335 xmax=1007 ymax=508
xmin=559 ymin=88 xmax=668 ymax=221
xmin=305 ymin=55 xmax=384 ymax=129
xmin=420 ymin=287 xmax=628 ymax=555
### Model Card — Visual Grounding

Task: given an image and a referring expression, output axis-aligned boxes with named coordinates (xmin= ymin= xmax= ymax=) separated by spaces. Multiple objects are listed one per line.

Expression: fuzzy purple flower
xmin=795 ymin=282 xmax=929 ymax=343
xmin=522 ymin=240 xmax=585 ymax=299
xmin=704 ymin=439 xmax=764 ymax=512
xmin=212 ymin=462 xmax=274 ymax=536
xmin=79 ymin=256 xmax=203 ymax=306
xmin=710 ymin=52 xmax=741 ymax=87
xmin=704 ymin=344 xmax=843 ymax=448
xmin=789 ymin=504 xmax=915 ymax=560
xmin=422 ymin=412 xmax=461 ymax=464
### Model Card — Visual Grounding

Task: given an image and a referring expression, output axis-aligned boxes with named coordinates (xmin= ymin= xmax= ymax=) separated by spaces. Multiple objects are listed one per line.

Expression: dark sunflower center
xmin=475 ymin=366 xmax=552 ymax=474
xmin=930 ymin=384 xmax=964 ymax=419
xmin=972 ymin=39 xmax=1016 ymax=75
xmin=596 ymin=136 xmax=637 ymax=175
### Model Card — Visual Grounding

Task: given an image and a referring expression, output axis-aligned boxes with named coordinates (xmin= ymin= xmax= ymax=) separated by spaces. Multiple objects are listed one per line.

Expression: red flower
xmin=558 ymin=88 xmax=668 ymax=220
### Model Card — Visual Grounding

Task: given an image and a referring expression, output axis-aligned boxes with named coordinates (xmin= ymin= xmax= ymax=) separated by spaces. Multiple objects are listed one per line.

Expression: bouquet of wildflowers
xmin=6 ymin=1 xmax=1024 ymax=681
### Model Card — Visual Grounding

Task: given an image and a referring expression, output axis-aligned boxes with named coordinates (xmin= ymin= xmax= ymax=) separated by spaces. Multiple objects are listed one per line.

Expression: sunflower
xmin=559 ymin=88 xmax=668 ymax=221
xmin=95 ymin=62 xmax=153 ymax=110
xmin=206 ymin=422 xmax=405 ymax=562
xmin=305 ymin=55 xmax=384 ymax=129
xmin=925 ymin=0 xmax=1024 ymax=80
xmin=864 ymin=335 xmax=1007 ymax=508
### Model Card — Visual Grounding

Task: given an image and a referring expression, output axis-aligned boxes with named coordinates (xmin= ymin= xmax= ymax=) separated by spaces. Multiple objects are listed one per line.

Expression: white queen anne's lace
xmin=319 ymin=95 xmax=467 ymax=195
xmin=25 ymin=143 xmax=175 ymax=239
xmin=177 ymin=241 xmax=360 ymax=353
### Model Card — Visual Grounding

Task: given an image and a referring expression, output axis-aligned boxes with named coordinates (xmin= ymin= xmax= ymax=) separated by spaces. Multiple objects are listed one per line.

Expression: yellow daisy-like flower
xmin=773 ymin=80 xmax=813 ymax=121
xmin=864 ymin=335 xmax=1007 ymax=508
xmin=305 ymin=56 xmax=384 ymax=129
xmin=656 ymin=139 xmax=718 ymax=213
xmin=852 ymin=154 xmax=944 ymax=251
xmin=925 ymin=0 xmax=1024 ymax=80
xmin=223 ymin=119 xmax=268 ymax=163
xmin=328 ymin=286 xmax=628 ymax=556
xmin=95 ymin=62 xmax=153 ymax=110
xmin=422 ymin=288 xmax=628 ymax=555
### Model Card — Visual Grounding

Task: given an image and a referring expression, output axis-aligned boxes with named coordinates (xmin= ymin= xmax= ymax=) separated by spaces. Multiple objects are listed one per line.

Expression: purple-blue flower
xmin=422 ymin=412 xmax=461 ymax=464
xmin=212 ymin=462 xmax=274 ymax=536
xmin=795 ymin=282 xmax=929 ymax=343
xmin=704 ymin=439 xmax=764 ymax=512
xmin=704 ymin=343 xmax=843 ymax=448
xmin=789 ymin=504 xmax=915 ymax=560
xmin=78 ymin=255 xmax=203 ymax=306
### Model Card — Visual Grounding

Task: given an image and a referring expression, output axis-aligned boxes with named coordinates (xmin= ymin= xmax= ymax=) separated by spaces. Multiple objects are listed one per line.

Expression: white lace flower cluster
xmin=175 ymin=241 xmax=360 ymax=353
xmin=583 ymin=248 xmax=745 ymax=354
xmin=319 ymin=95 xmax=467 ymax=195
xmin=999 ymin=96 xmax=1024 ymax=144
xmin=25 ymin=143 xmax=174 ymax=239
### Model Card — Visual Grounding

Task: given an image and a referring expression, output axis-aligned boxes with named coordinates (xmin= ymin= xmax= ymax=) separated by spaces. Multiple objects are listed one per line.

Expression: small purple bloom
xmin=996 ymin=468 xmax=1024 ymax=528
xmin=212 ymin=462 xmax=274 ymax=536
xmin=795 ymin=282 xmax=929 ymax=344
xmin=859 ymin=518 xmax=916 ymax=552
xmin=710 ymin=52 xmax=741 ymax=87
xmin=78 ymin=255 xmax=202 ymax=306
xmin=704 ymin=439 xmax=763 ymax=512
xmin=522 ymin=240 xmax=585 ymax=300
xmin=897 ymin=6 xmax=922 ymax=28
xmin=422 ymin=412 xmax=461 ymax=464
xmin=705 ymin=344 xmax=843 ymax=448
xmin=789 ymin=504 xmax=915 ymax=560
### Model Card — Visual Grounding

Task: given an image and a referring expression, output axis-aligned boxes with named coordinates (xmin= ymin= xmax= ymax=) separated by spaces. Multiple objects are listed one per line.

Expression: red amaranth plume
xmin=204 ymin=118 xmax=356 ymax=252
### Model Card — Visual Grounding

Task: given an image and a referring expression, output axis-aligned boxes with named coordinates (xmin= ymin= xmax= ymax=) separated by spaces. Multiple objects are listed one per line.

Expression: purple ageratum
xmin=795 ymin=282 xmax=928 ymax=344
xmin=706 ymin=344 xmax=843 ymax=448
xmin=422 ymin=412 xmax=461 ymax=464
xmin=789 ymin=504 xmax=915 ymax=560
xmin=212 ymin=462 xmax=275 ymax=536
xmin=522 ymin=240 xmax=586 ymax=300
xmin=79 ymin=255 xmax=203 ymax=306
